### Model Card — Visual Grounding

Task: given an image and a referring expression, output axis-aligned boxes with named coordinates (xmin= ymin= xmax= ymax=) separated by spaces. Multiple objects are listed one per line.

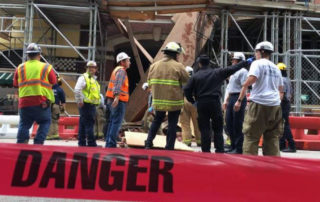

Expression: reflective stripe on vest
xmin=17 ymin=61 xmax=55 ymax=103
xmin=106 ymin=66 xmax=129 ymax=102
xmin=82 ymin=72 xmax=101 ymax=105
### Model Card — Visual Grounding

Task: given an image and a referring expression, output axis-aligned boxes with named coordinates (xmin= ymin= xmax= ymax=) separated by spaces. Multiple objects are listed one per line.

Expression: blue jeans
xmin=105 ymin=101 xmax=126 ymax=148
xmin=226 ymin=94 xmax=247 ymax=153
xmin=78 ymin=103 xmax=97 ymax=147
xmin=17 ymin=105 xmax=51 ymax=144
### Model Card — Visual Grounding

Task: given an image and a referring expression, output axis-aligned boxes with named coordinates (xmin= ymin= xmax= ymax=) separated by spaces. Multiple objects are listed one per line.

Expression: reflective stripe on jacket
xmin=17 ymin=60 xmax=55 ymax=103
xmin=148 ymin=58 xmax=189 ymax=111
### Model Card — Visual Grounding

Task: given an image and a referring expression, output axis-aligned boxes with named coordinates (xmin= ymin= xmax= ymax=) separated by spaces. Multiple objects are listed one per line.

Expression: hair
xmin=258 ymin=49 xmax=272 ymax=58
xmin=281 ymin=70 xmax=287 ymax=77
xmin=27 ymin=53 xmax=40 ymax=60
xmin=163 ymin=50 xmax=178 ymax=60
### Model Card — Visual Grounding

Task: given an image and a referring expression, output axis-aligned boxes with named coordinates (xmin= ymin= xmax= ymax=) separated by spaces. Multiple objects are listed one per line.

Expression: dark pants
xmin=146 ymin=110 xmax=181 ymax=150
xmin=280 ymin=100 xmax=296 ymax=150
xmin=197 ymin=99 xmax=224 ymax=153
xmin=78 ymin=103 xmax=97 ymax=147
xmin=226 ymin=94 xmax=247 ymax=153
xmin=17 ymin=105 xmax=51 ymax=144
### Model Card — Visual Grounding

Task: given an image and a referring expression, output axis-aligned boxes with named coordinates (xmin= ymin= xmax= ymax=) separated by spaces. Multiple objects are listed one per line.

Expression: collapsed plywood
xmin=125 ymin=131 xmax=194 ymax=151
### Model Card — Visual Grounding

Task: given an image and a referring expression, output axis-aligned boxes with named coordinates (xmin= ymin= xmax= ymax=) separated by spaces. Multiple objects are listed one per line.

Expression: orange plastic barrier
xmin=31 ymin=117 xmax=79 ymax=140
xmin=57 ymin=117 xmax=79 ymax=139
xmin=289 ymin=116 xmax=320 ymax=150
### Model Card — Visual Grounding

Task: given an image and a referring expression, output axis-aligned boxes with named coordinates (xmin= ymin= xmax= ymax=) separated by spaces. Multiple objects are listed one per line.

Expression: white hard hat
xmin=162 ymin=42 xmax=185 ymax=54
xmin=232 ymin=52 xmax=246 ymax=61
xmin=142 ymin=82 xmax=149 ymax=90
xmin=26 ymin=43 xmax=41 ymax=54
xmin=255 ymin=41 xmax=274 ymax=52
xmin=116 ymin=52 xmax=130 ymax=63
xmin=185 ymin=66 xmax=193 ymax=73
xmin=86 ymin=60 xmax=97 ymax=67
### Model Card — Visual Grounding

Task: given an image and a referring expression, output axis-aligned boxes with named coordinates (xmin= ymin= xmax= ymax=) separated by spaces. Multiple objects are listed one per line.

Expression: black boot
xmin=282 ymin=148 xmax=296 ymax=153
xmin=145 ymin=140 xmax=153 ymax=149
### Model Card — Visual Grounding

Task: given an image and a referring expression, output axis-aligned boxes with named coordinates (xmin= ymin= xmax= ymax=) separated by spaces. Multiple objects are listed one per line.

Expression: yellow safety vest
xmin=82 ymin=72 xmax=100 ymax=105
xmin=17 ymin=60 xmax=55 ymax=103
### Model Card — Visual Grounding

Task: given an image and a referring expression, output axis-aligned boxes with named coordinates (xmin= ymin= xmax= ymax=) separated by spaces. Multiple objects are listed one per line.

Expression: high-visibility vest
xmin=106 ymin=66 xmax=129 ymax=102
xmin=82 ymin=72 xmax=101 ymax=105
xmin=17 ymin=60 xmax=55 ymax=103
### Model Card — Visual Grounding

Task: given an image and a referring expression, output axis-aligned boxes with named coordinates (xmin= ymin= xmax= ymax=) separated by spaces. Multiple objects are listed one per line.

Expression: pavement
xmin=1 ymin=138 xmax=320 ymax=160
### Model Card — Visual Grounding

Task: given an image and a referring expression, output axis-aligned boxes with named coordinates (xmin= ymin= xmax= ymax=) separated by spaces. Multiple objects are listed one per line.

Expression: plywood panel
xmin=125 ymin=131 xmax=194 ymax=151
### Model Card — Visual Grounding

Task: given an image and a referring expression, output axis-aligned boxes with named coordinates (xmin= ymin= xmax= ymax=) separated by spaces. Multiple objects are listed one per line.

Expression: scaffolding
xmin=0 ymin=0 xmax=106 ymax=116
xmin=215 ymin=9 xmax=320 ymax=115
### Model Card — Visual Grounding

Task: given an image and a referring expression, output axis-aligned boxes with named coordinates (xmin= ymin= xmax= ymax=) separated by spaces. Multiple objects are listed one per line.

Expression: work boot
xmin=145 ymin=140 xmax=153 ymax=149
xmin=282 ymin=148 xmax=296 ymax=153
xmin=227 ymin=149 xmax=242 ymax=154
xmin=46 ymin=134 xmax=60 ymax=140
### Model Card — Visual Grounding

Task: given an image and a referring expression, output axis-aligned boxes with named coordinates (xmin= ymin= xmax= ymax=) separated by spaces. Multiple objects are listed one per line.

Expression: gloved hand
xmin=246 ymin=57 xmax=255 ymax=65
xmin=185 ymin=66 xmax=194 ymax=76
xmin=142 ymin=82 xmax=149 ymax=91
xmin=148 ymin=106 xmax=153 ymax=113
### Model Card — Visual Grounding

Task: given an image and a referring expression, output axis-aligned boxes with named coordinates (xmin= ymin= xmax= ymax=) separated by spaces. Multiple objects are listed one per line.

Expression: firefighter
xmin=234 ymin=41 xmax=284 ymax=156
xmin=145 ymin=42 xmax=189 ymax=150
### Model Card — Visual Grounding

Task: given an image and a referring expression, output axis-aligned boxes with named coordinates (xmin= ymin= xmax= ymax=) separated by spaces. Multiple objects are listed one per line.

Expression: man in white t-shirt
xmin=234 ymin=41 xmax=284 ymax=156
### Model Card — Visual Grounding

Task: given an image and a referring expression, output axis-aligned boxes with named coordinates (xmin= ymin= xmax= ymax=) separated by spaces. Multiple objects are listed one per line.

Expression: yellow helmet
xmin=162 ymin=42 xmax=185 ymax=54
xmin=277 ymin=62 xmax=286 ymax=70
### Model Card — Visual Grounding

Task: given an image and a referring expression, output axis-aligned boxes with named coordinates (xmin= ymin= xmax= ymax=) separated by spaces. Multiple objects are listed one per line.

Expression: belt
xmin=229 ymin=92 xmax=240 ymax=96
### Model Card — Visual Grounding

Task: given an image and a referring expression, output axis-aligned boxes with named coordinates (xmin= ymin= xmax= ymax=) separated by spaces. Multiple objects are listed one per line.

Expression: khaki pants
xmin=242 ymin=102 xmax=283 ymax=156
xmin=94 ymin=106 xmax=106 ymax=138
xmin=180 ymin=99 xmax=201 ymax=145
xmin=47 ymin=104 xmax=60 ymax=138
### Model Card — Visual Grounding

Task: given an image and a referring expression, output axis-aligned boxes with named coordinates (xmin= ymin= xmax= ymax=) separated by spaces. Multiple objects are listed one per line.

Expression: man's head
xmin=26 ymin=43 xmax=41 ymax=60
xmin=116 ymin=52 xmax=131 ymax=69
xmin=254 ymin=41 xmax=274 ymax=59
xmin=86 ymin=60 xmax=98 ymax=76
xmin=198 ymin=54 xmax=210 ymax=67
xmin=231 ymin=52 xmax=245 ymax=65
xmin=162 ymin=42 xmax=184 ymax=61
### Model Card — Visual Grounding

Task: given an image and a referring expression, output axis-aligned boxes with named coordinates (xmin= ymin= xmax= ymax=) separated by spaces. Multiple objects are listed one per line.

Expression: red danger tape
xmin=0 ymin=143 xmax=320 ymax=201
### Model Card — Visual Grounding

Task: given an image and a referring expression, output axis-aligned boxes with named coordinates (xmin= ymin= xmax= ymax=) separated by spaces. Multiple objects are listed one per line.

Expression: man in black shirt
xmin=184 ymin=55 xmax=251 ymax=153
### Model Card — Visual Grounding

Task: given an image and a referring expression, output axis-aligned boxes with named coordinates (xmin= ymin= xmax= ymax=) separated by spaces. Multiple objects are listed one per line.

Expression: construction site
xmin=1 ymin=0 xmax=320 ymax=201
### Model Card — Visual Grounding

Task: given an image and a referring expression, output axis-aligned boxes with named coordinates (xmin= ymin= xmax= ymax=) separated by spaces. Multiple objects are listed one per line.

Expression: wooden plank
xmin=108 ymin=0 xmax=207 ymax=6
xmin=124 ymin=19 xmax=145 ymax=79
xmin=125 ymin=131 xmax=194 ymax=151
xmin=117 ymin=19 xmax=154 ymax=63
xmin=125 ymin=12 xmax=213 ymax=122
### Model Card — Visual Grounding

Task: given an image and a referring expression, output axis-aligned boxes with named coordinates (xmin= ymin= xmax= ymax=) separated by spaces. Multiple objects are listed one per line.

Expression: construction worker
xmin=180 ymin=66 xmax=201 ymax=146
xmin=145 ymin=42 xmax=189 ymax=150
xmin=74 ymin=61 xmax=100 ymax=147
xmin=47 ymin=76 xmax=66 ymax=140
xmin=13 ymin=43 xmax=56 ymax=144
xmin=234 ymin=41 xmax=284 ymax=156
xmin=223 ymin=52 xmax=248 ymax=154
xmin=278 ymin=62 xmax=296 ymax=153
xmin=105 ymin=52 xmax=131 ymax=148
xmin=184 ymin=54 xmax=251 ymax=153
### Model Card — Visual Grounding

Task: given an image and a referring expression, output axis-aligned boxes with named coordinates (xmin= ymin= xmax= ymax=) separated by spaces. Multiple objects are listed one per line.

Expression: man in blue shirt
xmin=47 ymin=76 xmax=66 ymax=140
xmin=223 ymin=52 xmax=248 ymax=154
